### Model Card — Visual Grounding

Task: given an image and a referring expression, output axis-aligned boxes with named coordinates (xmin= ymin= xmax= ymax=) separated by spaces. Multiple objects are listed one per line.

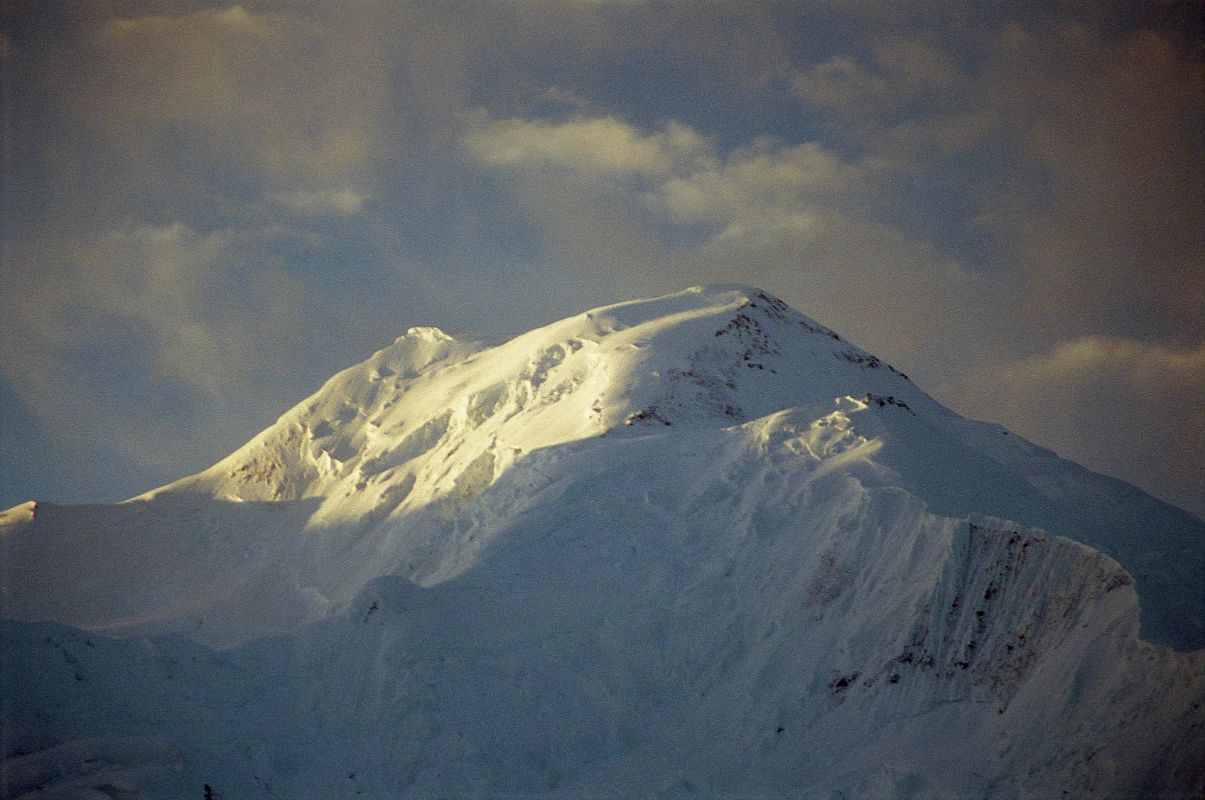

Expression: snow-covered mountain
xmin=2 ymin=285 xmax=1202 ymax=798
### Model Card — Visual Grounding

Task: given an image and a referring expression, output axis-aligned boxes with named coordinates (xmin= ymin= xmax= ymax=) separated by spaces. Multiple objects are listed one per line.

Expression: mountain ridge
xmin=4 ymin=284 xmax=1199 ymax=649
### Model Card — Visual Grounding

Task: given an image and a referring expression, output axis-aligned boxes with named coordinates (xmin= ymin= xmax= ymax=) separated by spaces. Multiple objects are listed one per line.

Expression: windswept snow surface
xmin=3 ymin=285 xmax=1203 ymax=798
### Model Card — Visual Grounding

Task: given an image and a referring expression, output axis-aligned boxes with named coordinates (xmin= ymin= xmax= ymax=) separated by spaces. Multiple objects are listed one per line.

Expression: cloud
xmin=78 ymin=4 xmax=390 ymax=186
xmin=68 ymin=224 xmax=307 ymax=395
xmin=944 ymin=336 xmax=1205 ymax=517
xmin=0 ymin=222 xmax=312 ymax=479
xmin=793 ymin=20 xmax=1204 ymax=346
xmin=794 ymin=55 xmax=892 ymax=116
xmin=653 ymin=140 xmax=870 ymax=235
xmin=267 ymin=188 xmax=368 ymax=217
xmin=465 ymin=111 xmax=874 ymax=241
xmin=462 ymin=112 xmax=708 ymax=177
xmin=794 ymin=34 xmax=967 ymax=123
xmin=979 ymin=25 xmax=1205 ymax=341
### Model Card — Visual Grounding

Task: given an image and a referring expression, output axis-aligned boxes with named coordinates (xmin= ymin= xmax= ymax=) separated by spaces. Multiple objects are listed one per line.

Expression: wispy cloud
xmin=794 ymin=34 xmax=965 ymax=122
xmin=945 ymin=336 xmax=1205 ymax=516
xmin=267 ymin=188 xmax=369 ymax=217
xmin=462 ymin=112 xmax=707 ymax=177
xmin=0 ymin=222 xmax=319 ymax=488
xmin=5 ymin=222 xmax=297 ymax=395
xmin=792 ymin=21 xmax=1204 ymax=345
xmin=81 ymin=5 xmax=389 ymax=186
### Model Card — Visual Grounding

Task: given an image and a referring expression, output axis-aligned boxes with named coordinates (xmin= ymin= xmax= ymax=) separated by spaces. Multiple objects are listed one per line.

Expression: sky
xmin=1 ymin=1 xmax=1202 ymax=518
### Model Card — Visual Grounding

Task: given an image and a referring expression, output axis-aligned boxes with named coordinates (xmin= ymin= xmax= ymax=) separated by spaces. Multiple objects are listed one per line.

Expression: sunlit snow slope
xmin=2 ymin=285 xmax=1202 ymax=799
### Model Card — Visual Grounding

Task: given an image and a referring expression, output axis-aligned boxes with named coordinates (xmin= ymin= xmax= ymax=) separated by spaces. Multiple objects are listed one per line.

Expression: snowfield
xmin=2 ymin=285 xmax=1202 ymax=798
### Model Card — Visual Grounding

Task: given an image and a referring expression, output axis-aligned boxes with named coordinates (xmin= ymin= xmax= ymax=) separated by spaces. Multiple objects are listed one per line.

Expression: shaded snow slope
xmin=4 ymin=418 xmax=1203 ymax=798
xmin=2 ymin=285 xmax=1203 ymax=798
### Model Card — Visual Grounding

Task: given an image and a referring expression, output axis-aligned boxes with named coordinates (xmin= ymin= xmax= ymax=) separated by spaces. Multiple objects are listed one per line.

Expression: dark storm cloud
xmin=1 ymin=1 xmax=1201 ymax=516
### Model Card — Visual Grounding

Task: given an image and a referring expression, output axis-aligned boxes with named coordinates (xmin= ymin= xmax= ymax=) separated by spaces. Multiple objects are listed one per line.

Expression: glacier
xmin=2 ymin=285 xmax=1202 ymax=798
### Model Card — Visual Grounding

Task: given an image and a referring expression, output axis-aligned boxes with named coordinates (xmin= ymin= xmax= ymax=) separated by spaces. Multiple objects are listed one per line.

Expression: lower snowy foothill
xmin=2 ymin=285 xmax=1202 ymax=798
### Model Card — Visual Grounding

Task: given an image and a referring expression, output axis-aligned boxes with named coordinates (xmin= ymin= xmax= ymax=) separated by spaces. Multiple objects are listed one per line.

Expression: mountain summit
xmin=3 ymin=285 xmax=1202 ymax=798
